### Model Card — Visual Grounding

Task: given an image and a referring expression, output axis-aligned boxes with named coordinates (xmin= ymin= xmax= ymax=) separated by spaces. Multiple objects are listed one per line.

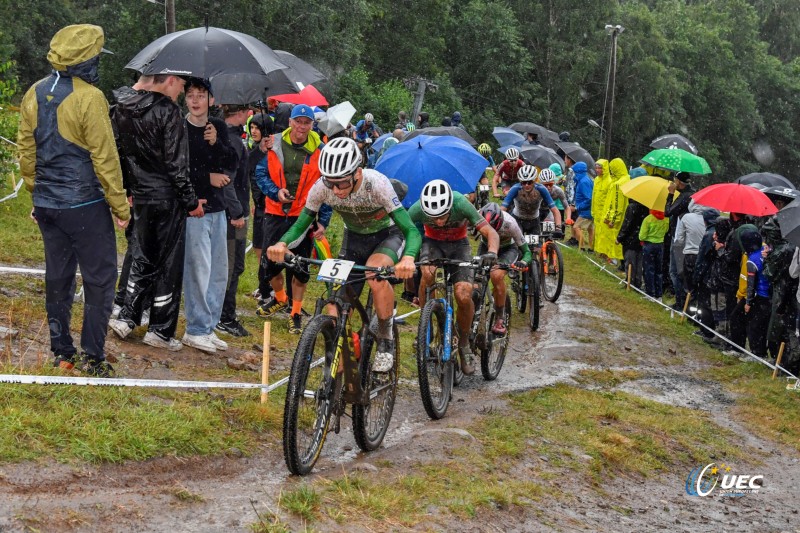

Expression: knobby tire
xmin=416 ymin=299 xmax=452 ymax=419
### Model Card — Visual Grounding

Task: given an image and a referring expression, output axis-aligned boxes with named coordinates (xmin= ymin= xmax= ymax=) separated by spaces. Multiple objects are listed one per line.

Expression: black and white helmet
xmin=319 ymin=137 xmax=362 ymax=178
xmin=420 ymin=180 xmax=453 ymax=217
xmin=518 ymin=165 xmax=538 ymax=182
xmin=505 ymin=147 xmax=520 ymax=161
xmin=364 ymin=113 xmax=374 ymax=123
xmin=538 ymin=168 xmax=557 ymax=184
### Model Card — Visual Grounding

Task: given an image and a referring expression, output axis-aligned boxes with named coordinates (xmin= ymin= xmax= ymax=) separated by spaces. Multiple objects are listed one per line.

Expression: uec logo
xmin=686 ymin=463 xmax=763 ymax=497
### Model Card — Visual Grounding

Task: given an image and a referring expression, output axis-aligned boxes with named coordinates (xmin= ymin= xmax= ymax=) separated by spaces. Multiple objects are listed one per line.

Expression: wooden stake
xmin=578 ymin=232 xmax=584 ymax=253
xmin=772 ymin=342 xmax=786 ymax=380
xmin=680 ymin=292 xmax=692 ymax=323
xmin=261 ymin=322 xmax=271 ymax=404
xmin=626 ymin=263 xmax=632 ymax=291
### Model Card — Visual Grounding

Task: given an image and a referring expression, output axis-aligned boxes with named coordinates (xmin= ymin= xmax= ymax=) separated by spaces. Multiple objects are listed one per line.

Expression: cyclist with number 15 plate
xmin=267 ymin=137 xmax=420 ymax=371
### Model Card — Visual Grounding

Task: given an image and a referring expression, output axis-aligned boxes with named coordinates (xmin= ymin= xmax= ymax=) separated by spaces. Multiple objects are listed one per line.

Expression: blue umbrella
xmin=371 ymin=132 xmax=393 ymax=153
xmin=492 ymin=126 xmax=524 ymax=147
xmin=375 ymin=135 xmax=486 ymax=208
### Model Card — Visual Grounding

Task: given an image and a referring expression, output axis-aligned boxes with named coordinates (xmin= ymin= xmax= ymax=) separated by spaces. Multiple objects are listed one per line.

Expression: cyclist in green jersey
xmin=267 ymin=137 xmax=419 ymax=371
xmin=408 ymin=180 xmax=500 ymax=375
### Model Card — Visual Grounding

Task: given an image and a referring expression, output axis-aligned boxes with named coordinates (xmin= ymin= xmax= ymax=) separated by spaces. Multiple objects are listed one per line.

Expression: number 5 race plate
xmin=317 ymin=259 xmax=355 ymax=283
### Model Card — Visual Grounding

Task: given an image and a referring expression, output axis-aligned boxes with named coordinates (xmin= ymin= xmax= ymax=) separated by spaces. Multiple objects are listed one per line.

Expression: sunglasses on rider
xmin=321 ymin=174 xmax=355 ymax=190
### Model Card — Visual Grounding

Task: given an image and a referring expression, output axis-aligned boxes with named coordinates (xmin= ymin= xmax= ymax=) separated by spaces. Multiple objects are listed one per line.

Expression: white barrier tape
xmin=396 ymin=308 xmax=421 ymax=321
xmin=560 ymin=242 xmax=798 ymax=380
xmin=0 ymin=134 xmax=17 ymax=146
xmin=0 ymin=178 xmax=23 ymax=204
xmin=0 ymin=266 xmax=46 ymax=275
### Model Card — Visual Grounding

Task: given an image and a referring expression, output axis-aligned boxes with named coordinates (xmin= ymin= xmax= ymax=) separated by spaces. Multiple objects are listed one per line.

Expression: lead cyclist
xmin=267 ymin=137 xmax=420 ymax=372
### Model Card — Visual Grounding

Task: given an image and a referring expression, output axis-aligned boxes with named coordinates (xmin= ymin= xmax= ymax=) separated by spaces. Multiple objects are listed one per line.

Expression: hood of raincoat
xmin=609 ymin=158 xmax=629 ymax=180
xmin=761 ymin=216 xmax=784 ymax=247
xmin=688 ymin=199 xmax=706 ymax=214
xmin=702 ymin=208 xmax=720 ymax=225
xmin=572 ymin=161 xmax=588 ymax=179
xmin=650 ymin=209 xmax=665 ymax=220
xmin=739 ymin=227 xmax=762 ymax=255
xmin=549 ymin=163 xmax=563 ymax=177
xmin=596 ymin=158 xmax=610 ymax=177
xmin=629 ymin=167 xmax=647 ymax=179
xmin=250 ymin=112 xmax=275 ymax=135
xmin=47 ymin=24 xmax=105 ymax=70
xmin=113 ymin=86 xmax=172 ymax=118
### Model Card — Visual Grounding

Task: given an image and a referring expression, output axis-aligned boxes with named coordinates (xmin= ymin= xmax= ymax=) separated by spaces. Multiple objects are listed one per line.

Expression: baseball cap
xmin=290 ymin=104 xmax=315 ymax=121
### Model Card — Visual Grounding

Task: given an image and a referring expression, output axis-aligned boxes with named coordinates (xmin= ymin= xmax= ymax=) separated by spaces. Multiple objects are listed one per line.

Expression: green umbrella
xmin=640 ymin=148 xmax=712 ymax=175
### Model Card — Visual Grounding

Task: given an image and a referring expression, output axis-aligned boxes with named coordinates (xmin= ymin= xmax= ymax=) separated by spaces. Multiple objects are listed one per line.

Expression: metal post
xmin=604 ymin=24 xmax=624 ymax=160
xmin=411 ymin=79 xmax=427 ymax=128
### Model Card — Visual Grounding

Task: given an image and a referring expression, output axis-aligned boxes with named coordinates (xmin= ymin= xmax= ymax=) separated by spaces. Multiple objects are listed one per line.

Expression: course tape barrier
xmin=0 ymin=178 xmax=23 ymax=204
xmin=0 ymin=358 xmax=324 ymax=392
xmin=558 ymin=242 xmax=799 ymax=382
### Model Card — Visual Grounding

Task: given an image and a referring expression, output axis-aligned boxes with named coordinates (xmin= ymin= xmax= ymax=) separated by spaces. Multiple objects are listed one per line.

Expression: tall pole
xmin=166 ymin=0 xmax=176 ymax=33
xmin=411 ymin=79 xmax=427 ymax=128
xmin=604 ymin=24 xmax=624 ymax=160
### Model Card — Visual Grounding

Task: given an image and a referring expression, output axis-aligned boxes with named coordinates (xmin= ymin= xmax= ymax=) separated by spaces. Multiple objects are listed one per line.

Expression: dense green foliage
xmin=1 ymin=0 xmax=798 ymax=184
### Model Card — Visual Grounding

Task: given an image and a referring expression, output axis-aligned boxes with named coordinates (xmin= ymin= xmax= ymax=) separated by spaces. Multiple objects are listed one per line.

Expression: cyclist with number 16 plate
xmin=478 ymin=203 xmax=533 ymax=334
xmin=267 ymin=137 xmax=420 ymax=372
xmin=502 ymin=164 xmax=564 ymax=238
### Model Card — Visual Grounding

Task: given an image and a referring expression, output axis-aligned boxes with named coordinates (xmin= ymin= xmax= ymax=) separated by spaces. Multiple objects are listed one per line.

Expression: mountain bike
xmin=415 ymin=258 xmax=511 ymax=419
xmin=538 ymin=220 xmax=564 ymax=302
xmin=281 ymin=255 xmax=398 ymax=476
xmin=510 ymin=243 xmax=541 ymax=331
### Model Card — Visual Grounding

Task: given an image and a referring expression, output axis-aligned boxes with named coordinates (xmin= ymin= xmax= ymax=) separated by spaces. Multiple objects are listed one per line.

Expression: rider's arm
xmin=502 ymin=184 xmax=520 ymax=210
xmin=478 ymin=223 xmax=500 ymax=254
xmin=389 ymin=207 xmax=422 ymax=258
xmin=278 ymin=208 xmax=315 ymax=246
xmin=507 ymin=217 xmax=533 ymax=264
xmin=518 ymin=244 xmax=533 ymax=264
xmin=407 ymin=201 xmax=427 ymax=236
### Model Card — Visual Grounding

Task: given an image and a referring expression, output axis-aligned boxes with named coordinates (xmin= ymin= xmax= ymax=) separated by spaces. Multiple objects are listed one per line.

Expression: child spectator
xmin=639 ymin=209 xmax=669 ymax=300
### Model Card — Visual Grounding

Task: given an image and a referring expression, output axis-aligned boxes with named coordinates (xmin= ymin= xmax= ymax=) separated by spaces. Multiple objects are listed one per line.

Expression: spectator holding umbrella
xmin=664 ymin=172 xmax=695 ymax=310
xmin=616 ymin=168 xmax=650 ymax=288
xmin=762 ymin=217 xmax=797 ymax=366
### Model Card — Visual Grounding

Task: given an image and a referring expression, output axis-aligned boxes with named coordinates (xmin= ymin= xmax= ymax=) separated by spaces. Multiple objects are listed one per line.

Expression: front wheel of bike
xmin=353 ymin=323 xmax=399 ymax=451
xmin=481 ymin=295 xmax=511 ymax=380
xmin=528 ymin=266 xmax=541 ymax=331
xmin=512 ymin=270 xmax=527 ymax=314
xmin=416 ymin=299 xmax=453 ymax=419
xmin=283 ymin=314 xmax=337 ymax=476
xmin=541 ymin=241 xmax=564 ymax=302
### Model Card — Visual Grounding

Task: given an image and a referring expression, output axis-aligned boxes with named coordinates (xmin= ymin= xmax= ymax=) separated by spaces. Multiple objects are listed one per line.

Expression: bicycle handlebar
xmin=282 ymin=254 xmax=397 ymax=281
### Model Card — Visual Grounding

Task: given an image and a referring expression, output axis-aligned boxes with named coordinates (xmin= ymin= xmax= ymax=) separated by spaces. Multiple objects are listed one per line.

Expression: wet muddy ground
xmin=1 ymin=284 xmax=799 ymax=532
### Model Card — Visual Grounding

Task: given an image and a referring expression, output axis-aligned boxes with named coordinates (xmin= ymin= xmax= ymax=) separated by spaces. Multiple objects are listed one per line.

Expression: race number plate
xmin=542 ymin=221 xmax=556 ymax=232
xmin=317 ymin=259 xmax=355 ymax=283
xmin=524 ymin=234 xmax=539 ymax=245
xmin=478 ymin=184 xmax=490 ymax=192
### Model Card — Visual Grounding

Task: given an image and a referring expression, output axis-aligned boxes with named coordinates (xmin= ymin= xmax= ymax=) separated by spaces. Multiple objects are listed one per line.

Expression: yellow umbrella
xmin=620 ymin=175 xmax=678 ymax=210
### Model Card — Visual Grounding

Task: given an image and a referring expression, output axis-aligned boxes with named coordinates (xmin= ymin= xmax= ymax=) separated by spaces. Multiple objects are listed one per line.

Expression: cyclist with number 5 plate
xmin=502 ymin=164 xmax=564 ymax=238
xmin=478 ymin=203 xmax=533 ymax=334
xmin=267 ymin=137 xmax=420 ymax=372
xmin=408 ymin=180 xmax=500 ymax=375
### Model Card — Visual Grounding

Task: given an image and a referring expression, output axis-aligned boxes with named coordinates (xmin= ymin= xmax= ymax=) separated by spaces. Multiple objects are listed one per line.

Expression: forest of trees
xmin=1 ymin=0 xmax=798 ymax=185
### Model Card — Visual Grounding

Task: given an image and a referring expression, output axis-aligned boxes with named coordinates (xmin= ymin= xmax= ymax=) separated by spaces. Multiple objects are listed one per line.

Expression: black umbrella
xmin=650 ymin=134 xmax=698 ymax=155
xmin=736 ymin=172 xmax=795 ymax=189
xmin=556 ymin=141 xmax=596 ymax=176
xmin=519 ymin=145 xmax=564 ymax=170
xmin=125 ymin=26 xmax=296 ymax=103
xmin=403 ymin=126 xmax=478 ymax=147
xmin=776 ymin=199 xmax=800 ymax=247
xmin=509 ymin=122 xmax=560 ymax=149
xmin=273 ymin=50 xmax=326 ymax=90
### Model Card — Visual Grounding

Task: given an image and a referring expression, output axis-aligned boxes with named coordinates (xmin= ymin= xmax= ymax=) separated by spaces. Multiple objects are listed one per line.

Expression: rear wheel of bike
xmin=528 ymin=266 xmax=541 ymax=331
xmin=541 ymin=241 xmax=564 ymax=302
xmin=353 ymin=324 xmax=399 ymax=452
xmin=283 ymin=315 xmax=337 ymax=476
xmin=481 ymin=295 xmax=511 ymax=380
xmin=416 ymin=299 xmax=453 ymax=419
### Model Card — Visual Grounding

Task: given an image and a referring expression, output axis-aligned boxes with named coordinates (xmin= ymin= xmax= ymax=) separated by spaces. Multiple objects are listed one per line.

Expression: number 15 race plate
xmin=317 ymin=259 xmax=355 ymax=283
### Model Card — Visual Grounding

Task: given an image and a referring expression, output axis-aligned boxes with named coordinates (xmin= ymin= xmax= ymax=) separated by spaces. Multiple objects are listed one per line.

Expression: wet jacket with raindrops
xmin=17 ymin=24 xmax=128 ymax=220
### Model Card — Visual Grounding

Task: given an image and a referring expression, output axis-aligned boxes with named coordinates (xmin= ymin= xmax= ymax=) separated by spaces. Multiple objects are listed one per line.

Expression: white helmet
xmin=364 ymin=113 xmax=374 ymax=123
xmin=420 ymin=180 xmax=453 ymax=217
xmin=518 ymin=165 xmax=538 ymax=182
xmin=505 ymin=147 xmax=520 ymax=161
xmin=319 ymin=137 xmax=362 ymax=178
xmin=538 ymin=168 xmax=556 ymax=184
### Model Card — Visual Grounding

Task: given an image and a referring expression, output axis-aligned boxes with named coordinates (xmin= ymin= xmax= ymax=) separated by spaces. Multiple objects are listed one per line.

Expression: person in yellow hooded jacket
xmin=591 ymin=159 xmax=613 ymax=256
xmin=17 ymin=24 xmax=128 ymax=377
xmin=601 ymin=158 xmax=630 ymax=261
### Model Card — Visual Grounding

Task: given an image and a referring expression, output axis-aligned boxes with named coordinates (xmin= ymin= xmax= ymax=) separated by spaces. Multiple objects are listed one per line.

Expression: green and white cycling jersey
xmin=481 ymin=211 xmax=532 ymax=263
xmin=304 ymin=169 xmax=402 ymax=235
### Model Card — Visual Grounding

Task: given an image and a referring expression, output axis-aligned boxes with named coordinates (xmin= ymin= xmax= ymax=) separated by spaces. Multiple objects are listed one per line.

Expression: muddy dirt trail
xmin=1 ymin=285 xmax=799 ymax=532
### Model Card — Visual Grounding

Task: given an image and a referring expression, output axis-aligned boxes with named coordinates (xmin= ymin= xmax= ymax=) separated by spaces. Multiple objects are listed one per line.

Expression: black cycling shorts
xmin=420 ymin=237 xmax=473 ymax=285
xmin=478 ymin=241 xmax=519 ymax=266
xmin=261 ymin=213 xmax=312 ymax=284
xmin=336 ymin=226 xmax=405 ymax=298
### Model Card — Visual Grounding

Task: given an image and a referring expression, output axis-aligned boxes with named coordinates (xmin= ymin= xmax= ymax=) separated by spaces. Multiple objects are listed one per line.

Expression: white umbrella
xmin=318 ymin=101 xmax=356 ymax=137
